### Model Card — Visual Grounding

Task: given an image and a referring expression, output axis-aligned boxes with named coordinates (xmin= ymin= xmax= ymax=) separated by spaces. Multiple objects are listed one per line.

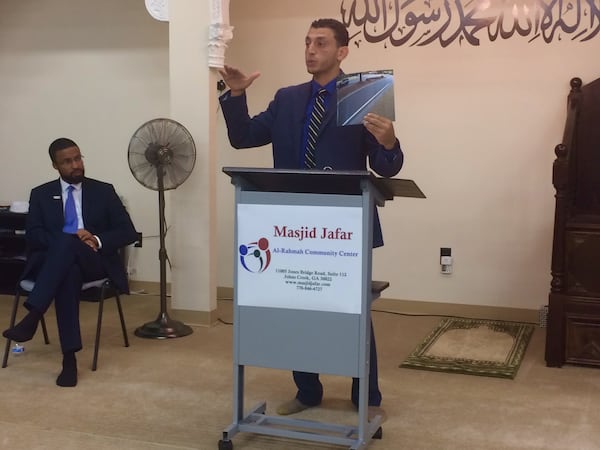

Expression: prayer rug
xmin=400 ymin=317 xmax=534 ymax=379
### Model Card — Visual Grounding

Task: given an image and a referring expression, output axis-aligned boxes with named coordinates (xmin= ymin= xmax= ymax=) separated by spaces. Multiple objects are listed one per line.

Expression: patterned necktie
xmin=304 ymin=88 xmax=327 ymax=169
xmin=63 ymin=185 xmax=78 ymax=234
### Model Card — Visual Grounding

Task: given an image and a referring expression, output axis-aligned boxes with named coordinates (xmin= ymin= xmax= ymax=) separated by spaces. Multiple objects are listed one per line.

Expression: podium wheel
xmin=373 ymin=427 xmax=383 ymax=439
xmin=218 ymin=439 xmax=233 ymax=450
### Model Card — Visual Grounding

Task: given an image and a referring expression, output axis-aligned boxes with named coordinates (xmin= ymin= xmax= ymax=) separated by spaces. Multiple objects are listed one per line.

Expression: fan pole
xmin=135 ymin=166 xmax=193 ymax=339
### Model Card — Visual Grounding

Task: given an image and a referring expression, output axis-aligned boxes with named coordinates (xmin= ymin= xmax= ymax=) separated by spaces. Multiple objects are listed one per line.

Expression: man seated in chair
xmin=2 ymin=137 xmax=138 ymax=387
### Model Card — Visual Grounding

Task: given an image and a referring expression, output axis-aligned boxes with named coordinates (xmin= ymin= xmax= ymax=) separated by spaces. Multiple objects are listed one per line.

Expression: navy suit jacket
xmin=24 ymin=177 xmax=138 ymax=293
xmin=220 ymin=80 xmax=404 ymax=246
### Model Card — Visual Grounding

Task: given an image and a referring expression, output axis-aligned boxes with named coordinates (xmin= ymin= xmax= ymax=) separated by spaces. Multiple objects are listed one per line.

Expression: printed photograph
xmin=336 ymin=69 xmax=395 ymax=126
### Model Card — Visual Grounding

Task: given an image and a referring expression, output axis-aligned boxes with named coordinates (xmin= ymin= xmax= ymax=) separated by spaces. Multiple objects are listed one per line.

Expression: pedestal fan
xmin=128 ymin=118 xmax=196 ymax=339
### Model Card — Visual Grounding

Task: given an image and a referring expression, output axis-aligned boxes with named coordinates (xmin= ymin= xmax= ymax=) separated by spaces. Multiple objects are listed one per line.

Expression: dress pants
xmin=293 ymin=321 xmax=382 ymax=407
xmin=24 ymin=234 xmax=106 ymax=353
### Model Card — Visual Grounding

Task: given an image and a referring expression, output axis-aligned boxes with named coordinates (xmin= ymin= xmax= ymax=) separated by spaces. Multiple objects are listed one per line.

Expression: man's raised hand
xmin=218 ymin=65 xmax=261 ymax=96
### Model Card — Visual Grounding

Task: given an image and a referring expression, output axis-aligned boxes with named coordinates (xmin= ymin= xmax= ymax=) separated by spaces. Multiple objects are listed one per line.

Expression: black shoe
xmin=56 ymin=352 xmax=78 ymax=387
xmin=2 ymin=310 xmax=41 ymax=342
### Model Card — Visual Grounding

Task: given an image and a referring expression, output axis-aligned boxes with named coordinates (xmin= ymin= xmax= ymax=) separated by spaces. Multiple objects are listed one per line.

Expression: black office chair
xmin=2 ymin=276 xmax=129 ymax=370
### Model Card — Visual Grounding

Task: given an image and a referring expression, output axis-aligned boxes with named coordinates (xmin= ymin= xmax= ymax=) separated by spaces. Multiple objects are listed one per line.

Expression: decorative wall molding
xmin=145 ymin=0 xmax=169 ymax=22
xmin=208 ymin=0 xmax=233 ymax=68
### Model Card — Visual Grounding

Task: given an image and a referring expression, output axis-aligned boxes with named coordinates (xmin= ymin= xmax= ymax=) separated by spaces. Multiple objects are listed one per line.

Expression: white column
xmin=167 ymin=0 xmax=220 ymax=325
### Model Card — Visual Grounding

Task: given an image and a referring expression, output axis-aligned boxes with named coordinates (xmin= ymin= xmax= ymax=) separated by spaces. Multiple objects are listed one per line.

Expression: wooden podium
xmin=218 ymin=167 xmax=424 ymax=450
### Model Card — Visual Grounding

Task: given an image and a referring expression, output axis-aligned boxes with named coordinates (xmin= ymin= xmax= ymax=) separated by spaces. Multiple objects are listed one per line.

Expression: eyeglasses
xmin=56 ymin=154 xmax=84 ymax=166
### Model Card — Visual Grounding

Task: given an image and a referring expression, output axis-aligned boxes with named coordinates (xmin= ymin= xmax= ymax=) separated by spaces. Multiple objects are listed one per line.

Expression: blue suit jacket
xmin=25 ymin=177 xmax=138 ymax=293
xmin=220 ymin=81 xmax=404 ymax=246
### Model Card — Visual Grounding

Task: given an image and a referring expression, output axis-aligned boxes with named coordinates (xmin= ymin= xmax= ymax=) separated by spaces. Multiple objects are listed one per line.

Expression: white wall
xmin=0 ymin=0 xmax=170 ymax=283
xmin=216 ymin=0 xmax=600 ymax=310
xmin=3 ymin=0 xmax=598 ymax=312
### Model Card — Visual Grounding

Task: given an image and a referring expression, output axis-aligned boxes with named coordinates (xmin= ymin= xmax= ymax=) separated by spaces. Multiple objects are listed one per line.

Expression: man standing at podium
xmin=219 ymin=18 xmax=404 ymax=421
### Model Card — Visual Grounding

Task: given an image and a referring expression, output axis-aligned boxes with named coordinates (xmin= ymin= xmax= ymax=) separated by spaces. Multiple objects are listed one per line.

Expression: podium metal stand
xmin=219 ymin=168 xmax=424 ymax=450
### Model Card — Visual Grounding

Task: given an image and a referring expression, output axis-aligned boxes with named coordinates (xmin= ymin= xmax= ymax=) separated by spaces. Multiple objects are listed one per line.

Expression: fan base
xmin=134 ymin=312 xmax=193 ymax=339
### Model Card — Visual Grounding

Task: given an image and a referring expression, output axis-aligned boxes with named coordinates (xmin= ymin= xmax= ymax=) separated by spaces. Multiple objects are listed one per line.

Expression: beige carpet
xmin=400 ymin=317 xmax=534 ymax=378
xmin=2 ymin=295 xmax=600 ymax=449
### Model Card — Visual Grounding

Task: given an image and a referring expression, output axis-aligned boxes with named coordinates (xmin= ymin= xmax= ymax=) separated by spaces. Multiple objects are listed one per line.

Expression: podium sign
xmin=237 ymin=203 xmax=363 ymax=313
xmin=231 ymin=188 xmax=371 ymax=376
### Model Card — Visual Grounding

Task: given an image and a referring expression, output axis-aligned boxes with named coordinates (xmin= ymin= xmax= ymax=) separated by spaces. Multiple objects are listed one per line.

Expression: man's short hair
xmin=311 ymin=18 xmax=349 ymax=47
xmin=49 ymin=137 xmax=78 ymax=162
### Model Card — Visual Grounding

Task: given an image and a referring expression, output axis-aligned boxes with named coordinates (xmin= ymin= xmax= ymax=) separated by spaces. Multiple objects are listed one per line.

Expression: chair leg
xmin=115 ymin=293 xmax=129 ymax=348
xmin=2 ymin=292 xmax=20 ymax=368
xmin=92 ymin=294 xmax=104 ymax=372
xmin=2 ymin=338 xmax=11 ymax=369
xmin=92 ymin=284 xmax=129 ymax=371
xmin=40 ymin=317 xmax=50 ymax=345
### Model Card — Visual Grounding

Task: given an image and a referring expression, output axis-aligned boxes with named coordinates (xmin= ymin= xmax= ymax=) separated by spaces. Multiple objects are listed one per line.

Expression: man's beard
xmin=62 ymin=170 xmax=84 ymax=184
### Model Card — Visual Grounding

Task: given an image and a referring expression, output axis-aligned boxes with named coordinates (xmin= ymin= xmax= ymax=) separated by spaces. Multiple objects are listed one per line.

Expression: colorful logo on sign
xmin=239 ymin=238 xmax=271 ymax=273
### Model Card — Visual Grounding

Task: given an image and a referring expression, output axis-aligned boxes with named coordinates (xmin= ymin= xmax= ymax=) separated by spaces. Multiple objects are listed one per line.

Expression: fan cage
xmin=127 ymin=118 xmax=196 ymax=191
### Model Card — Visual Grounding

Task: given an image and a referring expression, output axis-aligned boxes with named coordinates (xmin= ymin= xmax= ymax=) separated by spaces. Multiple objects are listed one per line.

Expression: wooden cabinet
xmin=547 ymin=227 xmax=600 ymax=366
xmin=0 ymin=210 xmax=27 ymax=295
xmin=546 ymin=77 xmax=600 ymax=367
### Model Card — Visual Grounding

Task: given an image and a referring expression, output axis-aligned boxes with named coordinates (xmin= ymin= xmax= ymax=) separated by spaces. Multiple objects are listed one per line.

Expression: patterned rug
xmin=400 ymin=317 xmax=535 ymax=379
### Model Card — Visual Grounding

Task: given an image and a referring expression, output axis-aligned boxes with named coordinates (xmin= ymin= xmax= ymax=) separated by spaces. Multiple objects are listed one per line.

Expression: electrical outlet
xmin=440 ymin=247 xmax=452 ymax=274
xmin=440 ymin=256 xmax=453 ymax=265
xmin=441 ymin=263 xmax=453 ymax=274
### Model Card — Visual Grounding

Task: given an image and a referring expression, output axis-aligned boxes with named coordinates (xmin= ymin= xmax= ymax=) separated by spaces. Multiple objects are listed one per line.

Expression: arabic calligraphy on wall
xmin=340 ymin=0 xmax=600 ymax=47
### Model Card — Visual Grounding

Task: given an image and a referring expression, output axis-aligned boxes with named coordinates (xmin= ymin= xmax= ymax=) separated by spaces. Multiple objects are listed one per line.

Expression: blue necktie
xmin=305 ymin=88 xmax=327 ymax=169
xmin=63 ymin=185 xmax=78 ymax=234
